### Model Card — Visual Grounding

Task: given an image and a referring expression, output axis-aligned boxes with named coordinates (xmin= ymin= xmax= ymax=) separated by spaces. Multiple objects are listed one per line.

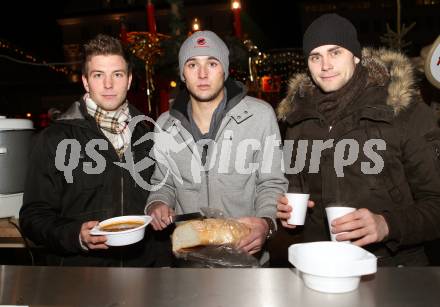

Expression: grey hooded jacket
xmin=146 ymin=79 xmax=288 ymax=221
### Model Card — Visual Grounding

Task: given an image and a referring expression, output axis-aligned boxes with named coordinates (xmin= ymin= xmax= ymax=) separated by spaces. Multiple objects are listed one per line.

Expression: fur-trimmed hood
xmin=277 ymin=48 xmax=417 ymax=120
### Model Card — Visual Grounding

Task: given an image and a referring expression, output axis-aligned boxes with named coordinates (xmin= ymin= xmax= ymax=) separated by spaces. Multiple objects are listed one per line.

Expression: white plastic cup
xmin=325 ymin=206 xmax=356 ymax=242
xmin=286 ymin=193 xmax=310 ymax=225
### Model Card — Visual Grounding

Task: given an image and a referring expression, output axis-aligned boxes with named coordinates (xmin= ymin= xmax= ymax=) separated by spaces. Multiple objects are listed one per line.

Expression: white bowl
xmin=289 ymin=241 xmax=377 ymax=293
xmin=90 ymin=215 xmax=152 ymax=246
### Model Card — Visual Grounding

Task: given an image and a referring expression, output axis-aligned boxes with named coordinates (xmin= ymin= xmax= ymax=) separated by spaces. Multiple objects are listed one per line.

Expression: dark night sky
xmin=0 ymin=0 xmax=303 ymax=118
xmin=1 ymin=0 xmax=439 ymax=117
xmin=2 ymin=1 xmax=439 ymax=65
xmin=0 ymin=1 xmax=301 ymax=63
xmin=1 ymin=0 xmax=439 ymax=61
xmin=0 ymin=1 xmax=65 ymax=60
xmin=245 ymin=1 xmax=302 ymax=50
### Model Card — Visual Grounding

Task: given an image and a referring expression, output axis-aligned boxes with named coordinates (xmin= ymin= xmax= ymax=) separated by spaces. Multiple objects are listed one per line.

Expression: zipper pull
xmin=201 ymin=144 xmax=208 ymax=166
xmin=329 ymin=125 xmax=332 ymax=132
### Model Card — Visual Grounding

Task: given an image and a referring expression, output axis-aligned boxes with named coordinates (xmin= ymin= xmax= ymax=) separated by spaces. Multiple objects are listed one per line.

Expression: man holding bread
xmin=146 ymin=30 xmax=287 ymax=257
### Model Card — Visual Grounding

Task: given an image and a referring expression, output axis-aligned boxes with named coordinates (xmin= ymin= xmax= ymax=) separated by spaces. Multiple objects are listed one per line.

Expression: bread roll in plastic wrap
xmin=172 ymin=218 xmax=250 ymax=252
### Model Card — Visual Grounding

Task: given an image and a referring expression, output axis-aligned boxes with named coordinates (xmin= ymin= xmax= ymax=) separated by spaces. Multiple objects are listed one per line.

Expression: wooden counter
xmin=0 ymin=218 xmax=26 ymax=248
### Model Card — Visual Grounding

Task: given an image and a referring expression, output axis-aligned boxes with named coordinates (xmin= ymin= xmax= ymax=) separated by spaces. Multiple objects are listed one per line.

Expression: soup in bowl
xmin=100 ymin=220 xmax=145 ymax=232
xmin=90 ymin=215 xmax=152 ymax=246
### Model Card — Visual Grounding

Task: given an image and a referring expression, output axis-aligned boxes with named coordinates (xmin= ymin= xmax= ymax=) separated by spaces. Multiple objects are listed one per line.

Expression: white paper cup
xmin=286 ymin=193 xmax=310 ymax=225
xmin=325 ymin=207 xmax=356 ymax=242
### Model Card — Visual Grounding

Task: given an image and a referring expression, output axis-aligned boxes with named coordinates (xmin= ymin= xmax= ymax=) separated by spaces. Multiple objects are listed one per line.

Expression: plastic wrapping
xmin=175 ymin=245 xmax=260 ymax=268
xmin=172 ymin=209 xmax=259 ymax=267
xmin=172 ymin=218 xmax=250 ymax=250
xmin=200 ymin=207 xmax=226 ymax=219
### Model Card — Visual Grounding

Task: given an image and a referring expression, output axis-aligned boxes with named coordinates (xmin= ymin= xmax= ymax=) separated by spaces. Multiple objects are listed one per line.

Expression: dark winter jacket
xmin=20 ymin=100 xmax=171 ymax=267
xmin=278 ymin=48 xmax=440 ymax=266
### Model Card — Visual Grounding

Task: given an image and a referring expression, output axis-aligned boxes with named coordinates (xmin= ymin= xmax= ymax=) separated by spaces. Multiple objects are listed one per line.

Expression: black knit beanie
xmin=303 ymin=13 xmax=362 ymax=59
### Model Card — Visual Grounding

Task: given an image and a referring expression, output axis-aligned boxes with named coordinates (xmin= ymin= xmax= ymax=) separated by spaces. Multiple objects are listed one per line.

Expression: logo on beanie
xmin=195 ymin=37 xmax=208 ymax=48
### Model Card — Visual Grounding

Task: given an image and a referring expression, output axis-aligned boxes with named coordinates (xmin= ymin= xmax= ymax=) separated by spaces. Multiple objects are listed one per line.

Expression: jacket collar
xmin=285 ymin=96 xmax=322 ymax=126
xmin=55 ymin=98 xmax=93 ymax=129
xmin=286 ymin=91 xmax=395 ymax=126
xmin=226 ymin=97 xmax=253 ymax=124
xmin=170 ymin=78 xmax=247 ymax=118
xmin=166 ymin=78 xmax=249 ymax=130
xmin=56 ymin=97 xmax=148 ymax=130
xmin=286 ymin=99 xmax=395 ymax=126
xmin=358 ymin=104 xmax=394 ymax=123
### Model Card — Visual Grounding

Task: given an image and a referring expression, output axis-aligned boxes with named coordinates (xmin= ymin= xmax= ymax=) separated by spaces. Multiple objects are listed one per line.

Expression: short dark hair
xmin=81 ymin=34 xmax=132 ymax=75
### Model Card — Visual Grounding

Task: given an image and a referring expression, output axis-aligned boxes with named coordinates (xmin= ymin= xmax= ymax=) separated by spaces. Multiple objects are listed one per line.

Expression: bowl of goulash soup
xmin=90 ymin=215 xmax=152 ymax=246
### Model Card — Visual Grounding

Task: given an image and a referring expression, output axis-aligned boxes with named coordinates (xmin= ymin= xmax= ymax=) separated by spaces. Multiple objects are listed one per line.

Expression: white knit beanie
xmin=178 ymin=30 xmax=230 ymax=81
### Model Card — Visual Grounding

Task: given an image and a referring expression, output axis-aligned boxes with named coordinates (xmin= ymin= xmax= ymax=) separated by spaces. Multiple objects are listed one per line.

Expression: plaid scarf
xmin=84 ymin=94 xmax=131 ymax=157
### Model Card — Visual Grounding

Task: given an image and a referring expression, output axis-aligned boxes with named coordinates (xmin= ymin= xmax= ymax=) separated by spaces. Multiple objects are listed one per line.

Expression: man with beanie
xmin=276 ymin=13 xmax=440 ymax=266
xmin=20 ymin=34 xmax=171 ymax=267
xmin=146 ymin=30 xmax=287 ymax=259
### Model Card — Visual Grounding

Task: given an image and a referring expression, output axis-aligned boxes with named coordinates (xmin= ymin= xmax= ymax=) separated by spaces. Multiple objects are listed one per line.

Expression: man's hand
xmin=276 ymin=195 xmax=315 ymax=229
xmin=80 ymin=221 xmax=108 ymax=250
xmin=331 ymin=208 xmax=389 ymax=246
xmin=147 ymin=201 xmax=175 ymax=231
xmin=236 ymin=217 xmax=269 ymax=255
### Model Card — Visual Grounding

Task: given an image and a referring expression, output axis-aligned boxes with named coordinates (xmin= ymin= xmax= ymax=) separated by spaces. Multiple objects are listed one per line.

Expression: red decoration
xmin=147 ymin=0 xmax=157 ymax=35
xmin=261 ymin=76 xmax=281 ymax=93
xmin=232 ymin=1 xmax=242 ymax=39
xmin=120 ymin=18 xmax=128 ymax=44
xmin=159 ymin=90 xmax=169 ymax=115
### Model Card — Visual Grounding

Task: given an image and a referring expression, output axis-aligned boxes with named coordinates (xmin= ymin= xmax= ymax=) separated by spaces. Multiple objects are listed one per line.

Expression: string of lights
xmin=256 ymin=50 xmax=307 ymax=86
xmin=0 ymin=55 xmax=80 ymax=66
xmin=0 ymin=39 xmax=74 ymax=75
